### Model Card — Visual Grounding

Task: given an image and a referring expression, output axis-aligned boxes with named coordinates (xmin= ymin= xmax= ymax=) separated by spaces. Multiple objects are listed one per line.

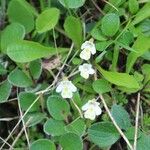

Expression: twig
xmin=0 ymin=136 xmax=13 ymax=149
xmin=17 ymin=96 xmax=30 ymax=148
xmin=102 ymin=0 xmax=119 ymax=11
xmin=71 ymin=98 xmax=83 ymax=118
xmin=133 ymin=93 xmax=141 ymax=150
xmin=99 ymin=95 xmax=134 ymax=150
xmin=9 ymin=118 xmax=31 ymax=149
xmin=0 ymin=117 xmax=19 ymax=121
xmin=0 ymin=95 xmax=40 ymax=150
xmin=36 ymin=43 xmax=74 ymax=95
xmin=91 ymin=0 xmax=105 ymax=15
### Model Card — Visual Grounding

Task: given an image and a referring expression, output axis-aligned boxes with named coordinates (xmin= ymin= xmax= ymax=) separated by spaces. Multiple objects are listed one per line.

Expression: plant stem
xmin=99 ymin=95 xmax=134 ymax=150
xmin=133 ymin=93 xmax=141 ymax=150
xmin=71 ymin=98 xmax=83 ymax=118
xmin=111 ymin=44 xmax=119 ymax=71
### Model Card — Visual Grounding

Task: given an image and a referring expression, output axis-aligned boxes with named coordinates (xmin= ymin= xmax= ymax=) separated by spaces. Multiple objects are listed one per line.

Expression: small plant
xmin=0 ymin=0 xmax=150 ymax=150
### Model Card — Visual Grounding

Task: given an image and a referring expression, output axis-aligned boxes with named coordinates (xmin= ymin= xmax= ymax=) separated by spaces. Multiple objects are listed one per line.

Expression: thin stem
xmin=10 ymin=119 xmax=31 ymax=149
xmin=91 ymin=0 xmax=105 ymax=15
xmin=103 ymin=0 xmax=118 ymax=11
xmin=133 ymin=93 xmax=141 ymax=150
xmin=111 ymin=44 xmax=119 ymax=71
xmin=99 ymin=95 xmax=134 ymax=150
xmin=18 ymin=95 xmax=30 ymax=148
xmin=0 ymin=96 xmax=40 ymax=150
xmin=0 ymin=136 xmax=13 ymax=149
xmin=71 ymin=98 xmax=83 ymax=118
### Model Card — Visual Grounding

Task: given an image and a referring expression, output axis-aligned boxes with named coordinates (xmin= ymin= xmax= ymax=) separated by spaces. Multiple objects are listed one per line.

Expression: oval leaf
xmin=60 ymin=133 xmax=83 ymax=150
xmin=44 ymin=118 xmax=66 ymax=136
xmin=7 ymin=40 xmax=67 ymax=63
xmin=47 ymin=95 xmax=70 ymax=120
xmin=30 ymin=139 xmax=56 ymax=150
xmin=1 ymin=23 xmax=25 ymax=53
xmin=18 ymin=92 xmax=40 ymax=112
xmin=88 ymin=122 xmax=120 ymax=148
xmin=8 ymin=68 xmax=33 ymax=87
xmin=64 ymin=16 xmax=83 ymax=48
xmin=58 ymin=0 xmax=85 ymax=8
xmin=111 ymin=104 xmax=131 ymax=130
xmin=7 ymin=0 xmax=35 ymax=33
xmin=36 ymin=8 xmax=60 ymax=33
xmin=92 ymin=79 xmax=111 ymax=94
xmin=101 ymin=13 xmax=120 ymax=37
xmin=0 ymin=80 xmax=12 ymax=103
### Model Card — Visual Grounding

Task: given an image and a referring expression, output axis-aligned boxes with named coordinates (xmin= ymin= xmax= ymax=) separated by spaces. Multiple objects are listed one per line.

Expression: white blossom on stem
xmin=80 ymin=39 xmax=96 ymax=60
xmin=82 ymin=99 xmax=102 ymax=120
xmin=79 ymin=63 xmax=95 ymax=79
xmin=56 ymin=79 xmax=77 ymax=99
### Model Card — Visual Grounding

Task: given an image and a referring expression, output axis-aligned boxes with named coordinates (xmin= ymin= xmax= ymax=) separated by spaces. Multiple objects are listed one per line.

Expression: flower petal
xmin=95 ymin=106 xmax=102 ymax=116
xmin=81 ymin=103 xmax=90 ymax=111
xmin=80 ymin=49 xmax=91 ymax=60
xmin=80 ymin=71 xmax=89 ymax=79
xmin=56 ymin=83 xmax=63 ymax=93
xmin=69 ymin=82 xmax=77 ymax=92
xmin=90 ymin=46 xmax=96 ymax=55
xmin=61 ymin=89 xmax=73 ymax=99
xmin=84 ymin=109 xmax=96 ymax=120
xmin=88 ymin=68 xmax=95 ymax=74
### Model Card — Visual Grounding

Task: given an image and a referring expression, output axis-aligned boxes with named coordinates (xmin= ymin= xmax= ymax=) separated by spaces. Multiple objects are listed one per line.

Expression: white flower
xmin=56 ymin=79 xmax=77 ymax=99
xmin=80 ymin=39 xmax=96 ymax=60
xmin=79 ymin=63 xmax=95 ymax=79
xmin=82 ymin=99 xmax=102 ymax=120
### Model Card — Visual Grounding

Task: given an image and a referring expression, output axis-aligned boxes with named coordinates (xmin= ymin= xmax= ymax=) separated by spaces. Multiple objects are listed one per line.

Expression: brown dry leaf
xmin=42 ymin=56 xmax=61 ymax=70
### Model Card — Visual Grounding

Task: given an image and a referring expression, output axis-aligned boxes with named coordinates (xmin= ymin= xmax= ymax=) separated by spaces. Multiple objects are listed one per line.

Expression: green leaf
xmin=0 ymin=80 xmax=12 ymax=103
xmin=142 ymin=64 xmax=150 ymax=83
xmin=132 ymin=2 xmax=150 ymax=25
xmin=125 ymin=127 xmax=141 ymax=140
xmin=88 ymin=122 xmax=120 ymax=148
xmin=60 ymin=133 xmax=83 ymax=150
xmin=24 ymin=112 xmax=46 ymax=127
xmin=129 ymin=0 xmax=139 ymax=14
xmin=18 ymin=92 xmax=40 ymax=112
xmin=101 ymin=13 xmax=120 ymax=37
xmin=96 ymin=41 xmax=112 ymax=51
xmin=117 ymin=31 xmax=134 ymax=46
xmin=111 ymin=104 xmax=131 ymax=130
xmin=65 ymin=118 xmax=86 ymax=136
xmin=141 ymin=19 xmax=150 ymax=36
xmin=92 ymin=79 xmax=111 ymax=94
xmin=7 ymin=40 xmax=68 ymax=63
xmin=64 ymin=16 xmax=83 ymax=48
xmin=47 ymin=95 xmax=70 ymax=120
xmin=36 ymin=8 xmax=60 ymax=33
xmin=7 ymin=0 xmax=35 ymax=33
xmin=44 ymin=118 xmax=66 ymax=136
xmin=29 ymin=59 xmax=42 ymax=80
xmin=0 ymin=64 xmax=7 ymax=75
xmin=96 ymin=66 xmax=140 ymax=89
xmin=8 ymin=69 xmax=33 ymax=87
xmin=91 ymin=27 xmax=107 ymax=41
xmin=30 ymin=139 xmax=56 ymax=150
xmin=104 ymin=0 xmax=123 ymax=12
xmin=0 ymin=23 xmax=25 ymax=53
xmin=58 ymin=0 xmax=85 ymax=8
xmin=126 ymin=34 xmax=150 ymax=73
xmin=137 ymin=134 xmax=150 ymax=150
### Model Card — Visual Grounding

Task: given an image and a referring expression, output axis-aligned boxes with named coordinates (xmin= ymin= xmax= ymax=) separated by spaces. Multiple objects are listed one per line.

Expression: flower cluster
xmin=56 ymin=39 xmax=102 ymax=120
